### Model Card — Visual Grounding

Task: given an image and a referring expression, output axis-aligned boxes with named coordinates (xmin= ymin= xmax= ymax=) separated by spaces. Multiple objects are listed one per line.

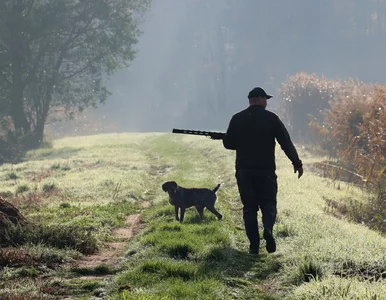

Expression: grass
xmin=0 ymin=132 xmax=385 ymax=299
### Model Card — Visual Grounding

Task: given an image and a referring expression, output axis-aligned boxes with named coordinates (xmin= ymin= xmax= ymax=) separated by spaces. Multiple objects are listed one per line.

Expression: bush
xmin=314 ymin=83 xmax=386 ymax=183
xmin=0 ymin=116 xmax=52 ymax=165
xmin=277 ymin=72 xmax=347 ymax=143
xmin=1 ymin=222 xmax=99 ymax=255
xmin=0 ymin=131 xmax=25 ymax=165
xmin=281 ymin=73 xmax=386 ymax=233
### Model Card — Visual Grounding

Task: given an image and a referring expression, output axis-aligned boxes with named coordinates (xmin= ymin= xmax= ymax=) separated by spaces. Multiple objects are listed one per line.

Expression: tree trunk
xmin=10 ymin=63 xmax=29 ymax=136
xmin=32 ymin=116 xmax=46 ymax=148
xmin=30 ymin=90 xmax=52 ymax=148
xmin=9 ymin=3 xmax=30 ymax=137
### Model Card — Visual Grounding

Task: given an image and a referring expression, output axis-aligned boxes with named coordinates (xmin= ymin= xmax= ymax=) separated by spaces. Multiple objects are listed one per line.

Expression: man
xmin=222 ymin=87 xmax=303 ymax=255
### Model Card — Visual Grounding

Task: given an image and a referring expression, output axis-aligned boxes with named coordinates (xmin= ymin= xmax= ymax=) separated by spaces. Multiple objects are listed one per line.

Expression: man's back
xmin=223 ymin=106 xmax=301 ymax=171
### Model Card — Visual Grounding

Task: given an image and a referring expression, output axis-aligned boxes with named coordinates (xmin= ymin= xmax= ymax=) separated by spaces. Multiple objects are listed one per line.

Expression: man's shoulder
xmin=232 ymin=108 xmax=247 ymax=118
xmin=265 ymin=109 xmax=280 ymax=119
xmin=232 ymin=108 xmax=280 ymax=119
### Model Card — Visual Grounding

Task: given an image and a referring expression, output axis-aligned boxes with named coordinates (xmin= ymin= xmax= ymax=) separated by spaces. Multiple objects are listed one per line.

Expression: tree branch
xmin=24 ymin=0 xmax=37 ymax=18
xmin=0 ymin=72 xmax=11 ymax=84
xmin=62 ymin=52 xmax=108 ymax=80
xmin=0 ymin=42 xmax=8 ymax=52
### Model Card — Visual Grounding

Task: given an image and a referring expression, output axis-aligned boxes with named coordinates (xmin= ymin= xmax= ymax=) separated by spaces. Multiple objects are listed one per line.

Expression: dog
xmin=161 ymin=181 xmax=223 ymax=223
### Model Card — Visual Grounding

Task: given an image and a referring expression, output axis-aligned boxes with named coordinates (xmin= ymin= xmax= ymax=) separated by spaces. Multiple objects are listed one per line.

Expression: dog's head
xmin=162 ymin=181 xmax=178 ymax=193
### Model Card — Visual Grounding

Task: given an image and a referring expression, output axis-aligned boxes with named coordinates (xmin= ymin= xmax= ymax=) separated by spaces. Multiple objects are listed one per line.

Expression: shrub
xmin=1 ymin=222 xmax=99 ymax=255
xmin=313 ymin=83 xmax=386 ymax=184
xmin=277 ymin=72 xmax=346 ymax=143
xmin=42 ymin=183 xmax=56 ymax=193
xmin=15 ymin=185 xmax=29 ymax=194
xmin=6 ymin=172 xmax=18 ymax=181
xmin=0 ymin=130 xmax=25 ymax=165
xmin=296 ymin=77 xmax=386 ymax=233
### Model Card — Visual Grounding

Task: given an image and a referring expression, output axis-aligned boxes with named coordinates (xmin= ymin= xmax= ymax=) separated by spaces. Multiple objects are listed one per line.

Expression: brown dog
xmin=161 ymin=181 xmax=223 ymax=223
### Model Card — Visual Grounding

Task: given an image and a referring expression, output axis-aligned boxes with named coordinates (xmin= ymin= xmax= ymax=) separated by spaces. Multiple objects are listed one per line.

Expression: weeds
xmin=0 ymin=248 xmax=35 ymax=268
xmin=289 ymin=276 xmax=386 ymax=299
xmin=72 ymin=264 xmax=114 ymax=276
xmin=15 ymin=185 xmax=29 ymax=194
xmin=335 ymin=260 xmax=386 ymax=281
xmin=42 ymin=183 xmax=56 ymax=193
xmin=324 ymin=189 xmax=386 ymax=234
xmin=292 ymin=258 xmax=324 ymax=284
xmin=1 ymin=222 xmax=99 ymax=255
xmin=6 ymin=172 xmax=18 ymax=181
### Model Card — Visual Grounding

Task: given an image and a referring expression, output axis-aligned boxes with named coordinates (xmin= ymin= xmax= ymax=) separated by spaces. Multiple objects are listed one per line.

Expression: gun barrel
xmin=172 ymin=128 xmax=225 ymax=140
xmin=172 ymin=128 xmax=212 ymax=136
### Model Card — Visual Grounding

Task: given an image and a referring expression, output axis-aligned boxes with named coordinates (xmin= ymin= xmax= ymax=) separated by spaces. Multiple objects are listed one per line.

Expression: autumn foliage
xmin=320 ymin=84 xmax=386 ymax=182
xmin=279 ymin=73 xmax=386 ymax=232
xmin=280 ymin=73 xmax=386 ymax=184
xmin=278 ymin=72 xmax=347 ymax=143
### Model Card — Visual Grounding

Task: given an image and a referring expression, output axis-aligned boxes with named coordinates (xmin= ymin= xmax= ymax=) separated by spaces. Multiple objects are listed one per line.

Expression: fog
xmin=97 ymin=0 xmax=386 ymax=133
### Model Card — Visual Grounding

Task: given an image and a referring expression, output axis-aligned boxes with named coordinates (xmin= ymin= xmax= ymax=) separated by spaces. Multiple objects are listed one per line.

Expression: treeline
xmin=110 ymin=0 xmax=386 ymax=131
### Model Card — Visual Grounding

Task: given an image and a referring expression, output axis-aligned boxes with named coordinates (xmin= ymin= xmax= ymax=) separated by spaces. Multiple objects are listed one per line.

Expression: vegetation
xmin=277 ymin=72 xmax=347 ymax=143
xmin=0 ymin=0 xmax=149 ymax=150
xmin=0 ymin=133 xmax=384 ymax=299
xmin=279 ymin=72 xmax=386 ymax=234
xmin=2 ymin=1 xmax=385 ymax=297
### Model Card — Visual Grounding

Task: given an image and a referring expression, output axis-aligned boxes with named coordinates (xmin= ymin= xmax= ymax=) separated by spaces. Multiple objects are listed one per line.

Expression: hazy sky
xmin=97 ymin=0 xmax=386 ymax=133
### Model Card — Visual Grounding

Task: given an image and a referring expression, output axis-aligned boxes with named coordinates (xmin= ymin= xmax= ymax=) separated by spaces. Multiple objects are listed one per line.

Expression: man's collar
xmin=248 ymin=105 xmax=265 ymax=109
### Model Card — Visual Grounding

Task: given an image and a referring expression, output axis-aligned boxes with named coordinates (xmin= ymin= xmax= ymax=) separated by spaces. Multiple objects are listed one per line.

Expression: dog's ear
xmin=161 ymin=181 xmax=178 ymax=192
xmin=161 ymin=182 xmax=169 ymax=192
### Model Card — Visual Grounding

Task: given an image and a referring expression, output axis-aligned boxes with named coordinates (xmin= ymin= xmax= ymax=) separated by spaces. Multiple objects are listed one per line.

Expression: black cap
xmin=248 ymin=87 xmax=272 ymax=99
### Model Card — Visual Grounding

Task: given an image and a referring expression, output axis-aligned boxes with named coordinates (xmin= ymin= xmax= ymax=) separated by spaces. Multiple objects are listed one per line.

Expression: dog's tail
xmin=212 ymin=183 xmax=221 ymax=193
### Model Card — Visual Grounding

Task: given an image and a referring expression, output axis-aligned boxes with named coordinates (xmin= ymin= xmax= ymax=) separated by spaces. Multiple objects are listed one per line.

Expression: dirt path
xmin=75 ymin=213 xmax=145 ymax=271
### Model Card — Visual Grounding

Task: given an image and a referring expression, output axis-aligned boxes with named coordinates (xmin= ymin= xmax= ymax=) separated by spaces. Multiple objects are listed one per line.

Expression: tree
xmin=0 ymin=0 xmax=149 ymax=148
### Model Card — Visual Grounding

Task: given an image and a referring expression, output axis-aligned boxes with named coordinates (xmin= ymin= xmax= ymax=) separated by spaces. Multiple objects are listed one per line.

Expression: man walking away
xmin=222 ymin=87 xmax=303 ymax=255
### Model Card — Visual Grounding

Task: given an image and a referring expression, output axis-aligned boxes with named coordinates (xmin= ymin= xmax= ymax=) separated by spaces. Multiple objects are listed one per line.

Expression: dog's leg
xmin=180 ymin=207 xmax=186 ymax=223
xmin=206 ymin=206 xmax=223 ymax=220
xmin=195 ymin=205 xmax=204 ymax=218
xmin=175 ymin=206 xmax=180 ymax=222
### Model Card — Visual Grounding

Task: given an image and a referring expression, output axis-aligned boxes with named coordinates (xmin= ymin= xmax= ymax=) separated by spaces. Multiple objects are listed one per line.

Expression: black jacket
xmin=223 ymin=106 xmax=302 ymax=171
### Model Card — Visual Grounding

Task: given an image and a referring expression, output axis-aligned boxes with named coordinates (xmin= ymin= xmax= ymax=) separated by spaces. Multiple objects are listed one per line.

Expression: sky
xmin=92 ymin=0 xmax=386 ymax=133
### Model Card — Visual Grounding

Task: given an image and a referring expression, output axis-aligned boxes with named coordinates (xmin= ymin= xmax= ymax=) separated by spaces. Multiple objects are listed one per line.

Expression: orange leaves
xmin=278 ymin=72 xmax=347 ymax=143
xmin=280 ymin=72 xmax=386 ymax=184
xmin=320 ymin=82 xmax=386 ymax=183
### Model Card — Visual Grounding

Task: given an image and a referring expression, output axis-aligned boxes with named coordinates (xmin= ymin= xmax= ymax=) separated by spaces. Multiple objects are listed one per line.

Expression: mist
xmin=98 ymin=0 xmax=386 ymax=133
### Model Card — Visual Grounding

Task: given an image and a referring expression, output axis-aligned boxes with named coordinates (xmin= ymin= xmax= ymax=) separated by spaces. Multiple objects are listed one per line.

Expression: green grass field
xmin=0 ymin=133 xmax=385 ymax=299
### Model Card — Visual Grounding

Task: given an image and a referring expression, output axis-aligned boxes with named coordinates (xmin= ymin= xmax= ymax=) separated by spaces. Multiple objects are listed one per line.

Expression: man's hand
xmin=294 ymin=167 xmax=303 ymax=179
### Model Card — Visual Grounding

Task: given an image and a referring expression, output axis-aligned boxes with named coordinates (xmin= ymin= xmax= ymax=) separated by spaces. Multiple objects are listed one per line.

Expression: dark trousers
xmin=236 ymin=170 xmax=278 ymax=248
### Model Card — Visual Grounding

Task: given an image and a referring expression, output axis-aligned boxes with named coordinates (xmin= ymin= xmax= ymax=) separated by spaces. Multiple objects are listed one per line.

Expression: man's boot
xmin=248 ymin=237 xmax=260 ymax=255
xmin=263 ymin=229 xmax=276 ymax=253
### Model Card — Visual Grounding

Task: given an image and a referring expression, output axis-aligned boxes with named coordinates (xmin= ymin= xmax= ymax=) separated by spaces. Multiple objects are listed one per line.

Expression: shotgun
xmin=172 ymin=128 xmax=225 ymax=140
